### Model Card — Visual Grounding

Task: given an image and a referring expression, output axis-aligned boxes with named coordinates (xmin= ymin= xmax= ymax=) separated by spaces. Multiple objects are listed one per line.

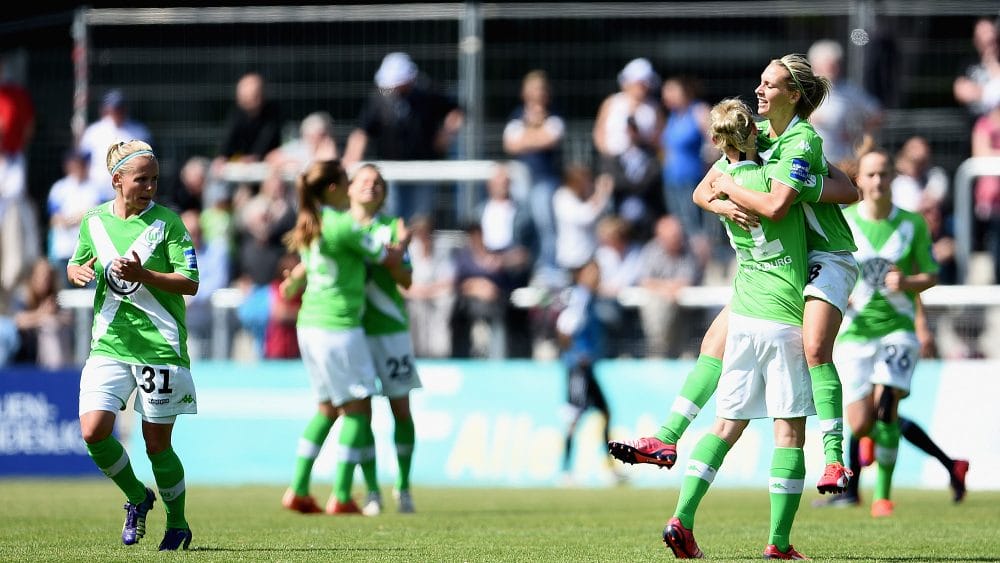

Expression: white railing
xmin=953 ymin=156 xmax=1000 ymax=284
xmin=60 ymin=282 xmax=1000 ymax=364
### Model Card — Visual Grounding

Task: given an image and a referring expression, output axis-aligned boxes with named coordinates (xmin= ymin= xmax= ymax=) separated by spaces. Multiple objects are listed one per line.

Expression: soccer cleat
xmin=395 ymin=489 xmax=415 ymax=514
xmin=763 ymin=544 xmax=810 ymax=560
xmin=870 ymin=498 xmax=894 ymax=518
xmin=662 ymin=516 xmax=704 ymax=559
xmin=858 ymin=437 xmax=875 ymax=467
xmin=811 ymin=492 xmax=860 ymax=508
xmin=281 ymin=488 xmax=323 ymax=514
xmin=950 ymin=459 xmax=969 ymax=503
xmin=608 ymin=437 xmax=677 ymax=469
xmin=158 ymin=528 xmax=193 ymax=551
xmin=816 ymin=462 xmax=854 ymax=494
xmin=325 ymin=498 xmax=361 ymax=515
xmin=121 ymin=487 xmax=156 ymax=545
xmin=361 ymin=491 xmax=383 ymax=516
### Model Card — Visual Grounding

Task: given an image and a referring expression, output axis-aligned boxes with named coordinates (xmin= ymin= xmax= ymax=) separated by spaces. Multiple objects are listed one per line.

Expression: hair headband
xmin=111 ymin=150 xmax=155 ymax=175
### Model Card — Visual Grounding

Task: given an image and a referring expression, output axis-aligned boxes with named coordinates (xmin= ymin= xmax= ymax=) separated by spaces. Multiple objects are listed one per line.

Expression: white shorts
xmin=804 ymin=250 xmax=859 ymax=315
xmin=297 ymin=326 xmax=378 ymax=407
xmin=367 ymin=331 xmax=422 ymax=398
xmin=834 ymin=331 xmax=920 ymax=404
xmin=79 ymin=356 xmax=197 ymax=423
xmin=716 ymin=313 xmax=815 ymax=420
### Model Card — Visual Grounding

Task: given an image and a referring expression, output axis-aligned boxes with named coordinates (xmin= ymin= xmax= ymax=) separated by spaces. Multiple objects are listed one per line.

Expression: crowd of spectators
xmin=4 ymin=20 xmax=1000 ymax=368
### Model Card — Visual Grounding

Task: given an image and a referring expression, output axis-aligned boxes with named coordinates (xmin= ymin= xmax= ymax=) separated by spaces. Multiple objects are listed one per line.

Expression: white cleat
xmin=361 ymin=491 xmax=382 ymax=516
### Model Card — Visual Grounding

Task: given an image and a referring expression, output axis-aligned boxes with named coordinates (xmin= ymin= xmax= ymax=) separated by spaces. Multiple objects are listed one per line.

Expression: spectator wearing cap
xmin=77 ymin=88 xmax=153 ymax=200
xmin=343 ymin=52 xmax=464 ymax=221
xmin=592 ymin=58 xmax=666 ymax=240
xmin=46 ymin=149 xmax=104 ymax=279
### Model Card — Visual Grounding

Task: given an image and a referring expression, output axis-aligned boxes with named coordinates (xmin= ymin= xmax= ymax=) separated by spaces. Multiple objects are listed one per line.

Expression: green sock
xmin=148 ymin=447 xmax=188 ymax=529
xmin=674 ymin=433 xmax=730 ymax=529
xmin=768 ymin=447 xmax=805 ymax=552
xmin=655 ymin=355 xmax=722 ymax=444
xmin=808 ymin=363 xmax=845 ymax=464
xmin=290 ymin=413 xmax=335 ymax=496
xmin=359 ymin=423 xmax=378 ymax=494
xmin=872 ymin=420 xmax=900 ymax=501
xmin=394 ymin=416 xmax=415 ymax=492
xmin=86 ymin=435 xmax=147 ymax=504
xmin=333 ymin=414 xmax=368 ymax=503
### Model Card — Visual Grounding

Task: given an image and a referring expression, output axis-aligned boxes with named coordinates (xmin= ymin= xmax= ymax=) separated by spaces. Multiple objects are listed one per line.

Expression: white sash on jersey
xmin=87 ymin=213 xmax=182 ymax=356
xmin=844 ymin=209 xmax=915 ymax=325
xmin=365 ymin=279 xmax=407 ymax=325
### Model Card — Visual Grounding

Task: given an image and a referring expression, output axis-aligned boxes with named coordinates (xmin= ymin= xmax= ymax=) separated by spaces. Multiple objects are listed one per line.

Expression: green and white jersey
xmin=716 ymin=158 xmax=808 ymax=326
xmin=70 ymin=201 xmax=198 ymax=368
xmin=839 ymin=205 xmax=938 ymax=341
xmin=758 ymin=116 xmax=856 ymax=253
xmin=296 ymin=207 xmax=388 ymax=330
xmin=362 ymin=214 xmax=410 ymax=336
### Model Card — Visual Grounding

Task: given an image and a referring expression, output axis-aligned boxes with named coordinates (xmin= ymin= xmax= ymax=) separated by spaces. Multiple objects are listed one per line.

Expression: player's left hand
xmin=883 ymin=266 xmax=903 ymax=291
xmin=111 ymin=251 xmax=147 ymax=283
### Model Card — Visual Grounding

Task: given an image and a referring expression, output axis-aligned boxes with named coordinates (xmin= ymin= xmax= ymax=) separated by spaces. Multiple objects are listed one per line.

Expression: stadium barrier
xmin=1 ymin=359 xmax=995 ymax=493
xmin=952 ymin=156 xmax=1000 ymax=283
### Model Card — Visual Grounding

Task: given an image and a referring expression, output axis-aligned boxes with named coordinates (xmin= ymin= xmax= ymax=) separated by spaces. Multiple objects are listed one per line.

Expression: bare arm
xmin=818 ymin=164 xmax=861 ymax=204
xmin=279 ymin=262 xmax=307 ymax=299
xmin=694 ymin=167 xmax=758 ymax=230
xmin=913 ymin=294 xmax=937 ymax=358
xmin=592 ymin=98 xmax=612 ymax=155
xmin=112 ymin=251 xmax=199 ymax=296
xmin=712 ymin=174 xmax=797 ymax=221
xmin=343 ymin=129 xmax=369 ymax=168
xmin=884 ymin=266 xmax=938 ymax=294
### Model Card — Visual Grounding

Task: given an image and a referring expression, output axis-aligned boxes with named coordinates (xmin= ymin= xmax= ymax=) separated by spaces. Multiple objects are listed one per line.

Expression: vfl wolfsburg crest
xmin=860 ymin=256 xmax=894 ymax=290
xmin=105 ymin=261 xmax=141 ymax=296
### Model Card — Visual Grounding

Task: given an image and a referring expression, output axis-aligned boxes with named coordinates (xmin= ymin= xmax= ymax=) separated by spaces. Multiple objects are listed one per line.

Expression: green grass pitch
xmin=0 ymin=480 xmax=997 ymax=561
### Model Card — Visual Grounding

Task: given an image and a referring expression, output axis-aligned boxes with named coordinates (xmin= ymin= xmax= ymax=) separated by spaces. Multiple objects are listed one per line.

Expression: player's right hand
xmin=69 ymin=256 xmax=98 ymax=287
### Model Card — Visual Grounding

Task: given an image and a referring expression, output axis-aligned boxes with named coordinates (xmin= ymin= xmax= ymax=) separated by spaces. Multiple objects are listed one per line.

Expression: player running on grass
xmin=825 ymin=146 xmax=943 ymax=518
xmin=611 ymin=53 xmax=860 ymax=495
xmin=68 ymin=140 xmax=197 ymax=551
xmin=279 ymin=160 xmax=404 ymax=515
xmin=661 ymin=98 xmax=814 ymax=559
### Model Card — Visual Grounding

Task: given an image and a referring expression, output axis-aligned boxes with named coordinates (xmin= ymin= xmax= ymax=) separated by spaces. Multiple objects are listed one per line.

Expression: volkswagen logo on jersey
xmin=104 ymin=261 xmax=141 ymax=296
xmin=860 ymin=256 xmax=893 ymax=290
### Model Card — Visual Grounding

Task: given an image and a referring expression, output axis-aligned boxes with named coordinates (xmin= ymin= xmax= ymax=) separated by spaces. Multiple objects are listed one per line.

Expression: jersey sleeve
xmin=166 ymin=213 xmax=200 ymax=283
xmin=69 ymin=212 xmax=96 ymax=266
xmin=769 ymin=128 xmax=828 ymax=191
xmin=322 ymin=210 xmax=388 ymax=262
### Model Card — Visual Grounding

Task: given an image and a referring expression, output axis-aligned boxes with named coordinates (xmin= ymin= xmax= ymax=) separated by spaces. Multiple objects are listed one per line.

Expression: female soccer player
xmin=834 ymin=147 xmax=939 ymax=518
xmin=67 ymin=140 xmax=198 ymax=551
xmin=661 ymin=98 xmax=813 ymax=559
xmin=279 ymin=160 xmax=404 ymax=515
xmin=348 ymin=164 xmax=422 ymax=515
xmin=612 ymin=53 xmax=860 ymax=494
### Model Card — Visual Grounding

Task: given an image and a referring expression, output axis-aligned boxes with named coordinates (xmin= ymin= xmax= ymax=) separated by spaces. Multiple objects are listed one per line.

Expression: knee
xmin=80 ymin=425 xmax=109 ymax=444
xmin=802 ymin=336 xmax=830 ymax=366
